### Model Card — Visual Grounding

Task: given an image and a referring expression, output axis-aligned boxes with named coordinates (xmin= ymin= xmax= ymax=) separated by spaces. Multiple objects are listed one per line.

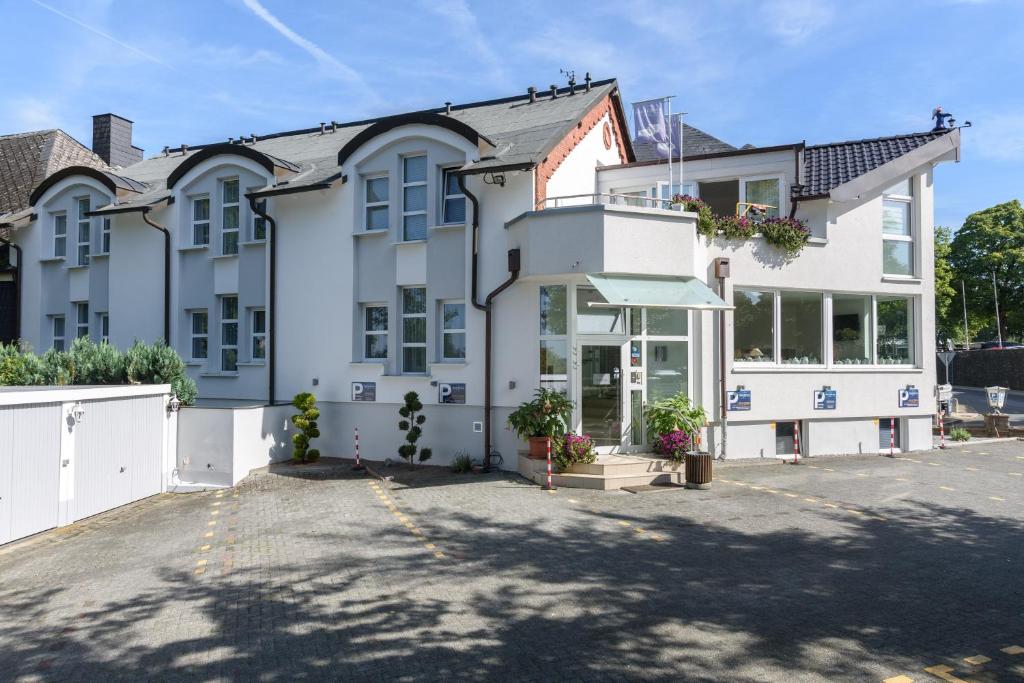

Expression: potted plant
xmin=507 ymin=388 xmax=574 ymax=459
xmin=646 ymin=392 xmax=711 ymax=488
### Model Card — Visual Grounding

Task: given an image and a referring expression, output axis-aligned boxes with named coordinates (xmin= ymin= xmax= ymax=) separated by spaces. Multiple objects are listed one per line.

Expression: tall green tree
xmin=949 ymin=200 xmax=1024 ymax=340
xmin=934 ymin=225 xmax=957 ymax=340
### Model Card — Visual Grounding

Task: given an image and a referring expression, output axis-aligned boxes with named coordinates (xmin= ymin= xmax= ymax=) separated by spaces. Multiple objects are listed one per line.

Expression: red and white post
xmin=352 ymin=426 xmax=365 ymax=471
xmin=543 ymin=437 xmax=556 ymax=491
xmin=792 ymin=420 xmax=801 ymax=465
xmin=889 ymin=417 xmax=895 ymax=457
xmin=938 ymin=410 xmax=946 ymax=450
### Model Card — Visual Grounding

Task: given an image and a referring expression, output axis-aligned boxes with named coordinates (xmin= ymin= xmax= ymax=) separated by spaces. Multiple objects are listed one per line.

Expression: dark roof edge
xmin=601 ymin=142 xmax=803 ymax=170
xmin=166 ymin=143 xmax=300 ymax=189
xmin=531 ymin=80 xmax=634 ymax=168
xmin=158 ymin=79 xmax=620 ymax=157
xmin=337 ymin=112 xmax=491 ymax=167
xmin=804 ymin=130 xmax=950 ymax=150
xmin=29 ymin=166 xmax=144 ymax=206
xmin=246 ymin=173 xmax=346 ymax=199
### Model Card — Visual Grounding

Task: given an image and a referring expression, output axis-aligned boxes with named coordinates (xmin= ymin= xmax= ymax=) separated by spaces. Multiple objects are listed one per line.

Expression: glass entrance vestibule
xmin=538 ymin=276 xmax=729 ymax=452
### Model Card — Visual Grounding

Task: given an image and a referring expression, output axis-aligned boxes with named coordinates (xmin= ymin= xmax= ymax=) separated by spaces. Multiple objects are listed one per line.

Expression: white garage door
xmin=73 ymin=395 xmax=164 ymax=522
xmin=0 ymin=404 xmax=63 ymax=546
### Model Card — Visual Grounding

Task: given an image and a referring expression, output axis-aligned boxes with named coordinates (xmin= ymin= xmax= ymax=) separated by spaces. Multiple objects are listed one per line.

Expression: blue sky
xmin=1 ymin=0 xmax=1020 ymax=229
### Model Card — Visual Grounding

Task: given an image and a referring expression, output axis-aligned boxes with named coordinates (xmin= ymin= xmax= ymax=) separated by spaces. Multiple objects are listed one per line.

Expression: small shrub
xmin=398 ymin=391 xmax=430 ymax=464
xmin=69 ymin=337 xmax=125 ymax=385
xmin=451 ymin=451 xmax=473 ymax=473
xmin=552 ymin=433 xmax=597 ymax=472
xmin=949 ymin=427 xmax=971 ymax=442
xmin=0 ymin=343 xmax=41 ymax=385
xmin=40 ymin=348 xmax=75 ymax=385
xmin=289 ymin=392 xmax=321 ymax=463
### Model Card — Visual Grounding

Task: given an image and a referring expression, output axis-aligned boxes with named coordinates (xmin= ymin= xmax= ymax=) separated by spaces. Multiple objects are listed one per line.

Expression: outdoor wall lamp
xmin=71 ymin=402 xmax=86 ymax=424
xmin=167 ymin=395 xmax=182 ymax=414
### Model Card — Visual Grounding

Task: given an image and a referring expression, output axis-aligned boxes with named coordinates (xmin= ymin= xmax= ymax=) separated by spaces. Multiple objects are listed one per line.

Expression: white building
xmin=2 ymin=77 xmax=962 ymax=474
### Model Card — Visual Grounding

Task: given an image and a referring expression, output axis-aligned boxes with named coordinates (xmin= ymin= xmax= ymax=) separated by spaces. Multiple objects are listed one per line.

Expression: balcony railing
xmin=537 ymin=193 xmax=677 ymax=211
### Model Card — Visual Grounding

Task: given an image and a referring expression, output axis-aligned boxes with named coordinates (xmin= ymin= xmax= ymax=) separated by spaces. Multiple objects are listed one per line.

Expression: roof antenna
xmin=181 ymin=143 xmax=188 ymax=155
xmin=331 ymin=121 xmax=338 ymax=133
xmin=162 ymin=146 xmax=169 ymax=157
xmin=251 ymin=133 xmax=257 ymax=143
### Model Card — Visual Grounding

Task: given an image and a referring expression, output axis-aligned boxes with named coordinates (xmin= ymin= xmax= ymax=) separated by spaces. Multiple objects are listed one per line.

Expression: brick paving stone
xmin=0 ymin=445 xmax=1022 ymax=681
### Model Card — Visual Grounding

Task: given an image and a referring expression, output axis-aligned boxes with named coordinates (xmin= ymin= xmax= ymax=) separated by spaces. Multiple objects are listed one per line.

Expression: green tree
xmin=949 ymin=200 xmax=1024 ymax=340
xmin=934 ymin=225 xmax=958 ymax=341
xmin=289 ymin=392 xmax=321 ymax=463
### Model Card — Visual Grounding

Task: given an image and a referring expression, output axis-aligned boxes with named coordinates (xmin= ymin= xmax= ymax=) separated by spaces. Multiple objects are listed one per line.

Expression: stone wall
xmin=937 ymin=349 xmax=1024 ymax=389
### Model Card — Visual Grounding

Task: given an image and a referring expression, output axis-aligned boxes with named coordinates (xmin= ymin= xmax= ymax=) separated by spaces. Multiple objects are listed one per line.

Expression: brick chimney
xmin=92 ymin=113 xmax=143 ymax=167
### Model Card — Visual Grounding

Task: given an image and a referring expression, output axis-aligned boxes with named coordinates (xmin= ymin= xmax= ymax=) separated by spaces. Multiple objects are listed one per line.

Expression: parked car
xmin=979 ymin=340 xmax=1024 ymax=350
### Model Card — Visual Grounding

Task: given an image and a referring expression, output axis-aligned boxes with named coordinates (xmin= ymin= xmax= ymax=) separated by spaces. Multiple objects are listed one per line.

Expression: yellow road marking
xmin=965 ymin=467 xmax=978 ymax=471
xmin=807 ymin=465 xmax=819 ymax=469
xmin=927 ymin=462 xmax=941 ymax=467
xmin=211 ymin=502 xmax=221 ymax=507
xmin=733 ymin=482 xmax=748 ymax=487
xmin=634 ymin=528 xmax=646 ymax=534
xmin=750 ymin=486 xmax=765 ymax=490
xmin=204 ymin=531 xmax=214 ymax=538
xmin=990 ymin=496 xmax=1005 ymax=502
xmin=424 ymin=543 xmax=436 ymax=549
xmin=896 ymin=478 xmax=910 ymax=482
xmin=1009 ymin=472 xmax=1023 ymax=477
xmin=568 ymin=498 xmax=579 ymax=503
xmin=803 ymin=497 xmax=818 ymax=503
xmin=547 ymin=489 xmax=557 ymax=494
xmin=979 ymin=452 xmax=989 ymax=455
xmin=823 ymin=468 xmax=835 ymax=472
xmin=196 ymin=559 xmax=207 ymax=567
xmin=1002 ymin=645 xmax=1024 ymax=655
xmin=784 ymin=493 xmax=799 ymax=498
xmin=963 ymin=655 xmax=990 ymax=665
xmin=923 ymin=664 xmax=968 ymax=682
xmin=824 ymin=503 xmax=839 ymax=509
xmin=904 ymin=459 xmax=921 ymax=464
xmin=650 ymin=534 xmax=666 ymax=541
xmin=207 ymin=521 xmax=216 ymax=527
xmin=765 ymin=489 xmax=778 ymax=493
xmin=846 ymin=509 xmax=864 ymax=515
xmin=193 ymin=568 xmax=205 ymax=575
xmin=939 ymin=486 xmax=955 ymax=491
xmin=199 ymin=544 xmax=211 ymax=552
xmin=1016 ymin=456 xmax=1024 ymax=461
xmin=434 ymin=551 xmax=446 ymax=559
xmin=618 ymin=521 xmax=631 ymax=527
xmin=856 ymin=472 xmax=869 ymax=477
xmin=884 ymin=676 xmax=914 ymax=683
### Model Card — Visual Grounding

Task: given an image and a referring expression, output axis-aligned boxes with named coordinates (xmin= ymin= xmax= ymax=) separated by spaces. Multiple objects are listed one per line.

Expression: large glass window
xmin=76 ymin=302 xmax=89 ymax=338
xmin=52 ymin=316 xmax=65 ymax=351
xmin=364 ymin=305 xmax=388 ymax=360
xmin=365 ymin=175 xmax=389 ymax=231
xmin=222 ymin=179 xmax=239 ymax=255
xmin=780 ymin=291 xmax=822 ymax=364
xmin=100 ymin=313 xmax=109 ymax=343
xmin=402 ymin=287 xmax=427 ymax=373
xmin=221 ymin=296 xmax=238 ymax=372
xmin=77 ymin=197 xmax=91 ymax=266
xmin=576 ymin=287 xmax=624 ymax=334
xmin=744 ymin=178 xmax=781 ymax=218
xmin=441 ymin=301 xmax=466 ymax=360
xmin=539 ymin=285 xmax=567 ymax=393
xmin=882 ymin=180 xmax=913 ymax=276
xmin=877 ymin=296 xmax=914 ymax=364
xmin=734 ymin=289 xmax=774 ymax=362
xmin=191 ymin=311 xmax=208 ymax=360
xmin=646 ymin=340 xmax=688 ymax=403
xmin=441 ymin=169 xmax=465 ymax=224
xmin=402 ymin=156 xmax=428 ymax=241
xmin=251 ymin=309 xmax=266 ymax=360
xmin=832 ymin=294 xmax=871 ymax=364
xmin=192 ymin=196 xmax=210 ymax=246
xmin=646 ymin=308 xmax=687 ymax=337
xmin=53 ymin=213 xmax=67 ymax=257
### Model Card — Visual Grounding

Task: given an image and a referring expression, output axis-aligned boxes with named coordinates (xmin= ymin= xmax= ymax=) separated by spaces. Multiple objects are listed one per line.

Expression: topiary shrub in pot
xmin=290 ymin=392 xmax=321 ymax=463
xmin=507 ymin=388 xmax=574 ymax=459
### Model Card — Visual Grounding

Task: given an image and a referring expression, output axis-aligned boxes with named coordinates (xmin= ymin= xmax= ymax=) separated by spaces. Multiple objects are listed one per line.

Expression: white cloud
xmin=4 ymin=97 xmax=61 ymax=132
xmin=239 ymin=0 xmax=364 ymax=84
xmin=421 ymin=0 xmax=504 ymax=78
xmin=759 ymin=0 xmax=835 ymax=45
xmin=29 ymin=0 xmax=170 ymax=67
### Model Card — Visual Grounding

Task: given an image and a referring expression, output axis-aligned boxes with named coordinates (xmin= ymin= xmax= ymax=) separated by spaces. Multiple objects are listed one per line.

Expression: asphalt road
xmin=953 ymin=385 xmax=1024 ymax=422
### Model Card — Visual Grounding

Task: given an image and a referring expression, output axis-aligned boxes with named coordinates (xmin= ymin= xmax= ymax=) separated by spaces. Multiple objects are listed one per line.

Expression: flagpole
xmin=666 ymin=97 xmax=673 ymax=207
xmin=678 ymin=112 xmax=686 ymax=195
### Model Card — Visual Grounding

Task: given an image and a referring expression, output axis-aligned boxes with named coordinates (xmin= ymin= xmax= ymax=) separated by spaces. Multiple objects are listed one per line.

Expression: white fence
xmin=0 ymin=384 xmax=174 ymax=546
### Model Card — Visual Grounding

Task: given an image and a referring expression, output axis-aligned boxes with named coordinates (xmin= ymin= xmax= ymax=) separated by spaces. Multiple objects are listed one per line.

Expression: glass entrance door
xmin=580 ymin=345 xmax=622 ymax=447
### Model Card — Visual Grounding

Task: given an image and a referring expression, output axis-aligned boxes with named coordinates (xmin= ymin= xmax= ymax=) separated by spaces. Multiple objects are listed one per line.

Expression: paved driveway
xmin=1 ymin=443 xmax=1023 ymax=682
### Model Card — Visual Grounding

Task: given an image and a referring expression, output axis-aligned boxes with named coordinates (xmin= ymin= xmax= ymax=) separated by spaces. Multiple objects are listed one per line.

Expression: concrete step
xmin=571 ymin=455 xmax=683 ymax=477
xmin=531 ymin=469 xmax=684 ymax=491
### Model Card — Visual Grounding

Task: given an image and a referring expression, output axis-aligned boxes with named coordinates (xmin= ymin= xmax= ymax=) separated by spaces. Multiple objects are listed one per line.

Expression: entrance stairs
xmin=518 ymin=453 xmax=684 ymax=490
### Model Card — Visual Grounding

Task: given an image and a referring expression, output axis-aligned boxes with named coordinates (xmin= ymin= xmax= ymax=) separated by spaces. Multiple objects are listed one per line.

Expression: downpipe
xmin=140 ymin=209 xmax=171 ymax=344
xmin=248 ymin=196 xmax=277 ymax=406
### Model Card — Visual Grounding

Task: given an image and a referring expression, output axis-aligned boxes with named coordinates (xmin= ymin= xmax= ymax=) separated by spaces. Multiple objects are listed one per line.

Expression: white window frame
xmin=220 ymin=296 xmax=238 ymax=372
xmin=192 ymin=195 xmax=210 ymax=246
xmin=52 ymin=212 xmax=67 ymax=258
xmin=739 ymin=174 xmax=785 ymax=218
xmin=882 ymin=180 xmax=915 ymax=277
xmin=99 ymin=313 xmax=109 ymax=343
xmin=538 ymin=284 xmax=569 ymax=393
xmin=733 ymin=287 xmax=779 ymax=365
xmin=732 ymin=288 xmax=830 ymax=368
xmin=401 ymin=156 xmax=428 ymax=241
xmin=251 ymin=308 xmax=266 ymax=361
xmin=401 ymin=287 xmax=427 ymax=374
xmin=100 ymin=217 xmax=111 ymax=254
xmin=874 ymin=295 xmax=915 ymax=366
xmin=190 ymin=310 xmax=208 ymax=360
xmin=76 ymin=302 xmax=89 ymax=339
xmin=76 ymin=197 xmax=91 ymax=266
xmin=221 ymin=178 xmax=240 ymax=255
xmin=364 ymin=174 xmax=389 ymax=231
xmin=439 ymin=300 xmax=466 ymax=361
xmin=52 ymin=315 xmax=65 ymax=351
xmin=363 ymin=304 xmax=388 ymax=361
xmin=440 ymin=168 xmax=466 ymax=225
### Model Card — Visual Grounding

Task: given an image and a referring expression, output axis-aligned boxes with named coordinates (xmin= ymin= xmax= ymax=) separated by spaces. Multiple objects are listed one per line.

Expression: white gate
xmin=0 ymin=385 xmax=172 ymax=546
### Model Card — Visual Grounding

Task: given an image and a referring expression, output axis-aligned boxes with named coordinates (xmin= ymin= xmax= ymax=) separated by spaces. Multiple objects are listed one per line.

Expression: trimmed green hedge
xmin=0 ymin=338 xmax=197 ymax=405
